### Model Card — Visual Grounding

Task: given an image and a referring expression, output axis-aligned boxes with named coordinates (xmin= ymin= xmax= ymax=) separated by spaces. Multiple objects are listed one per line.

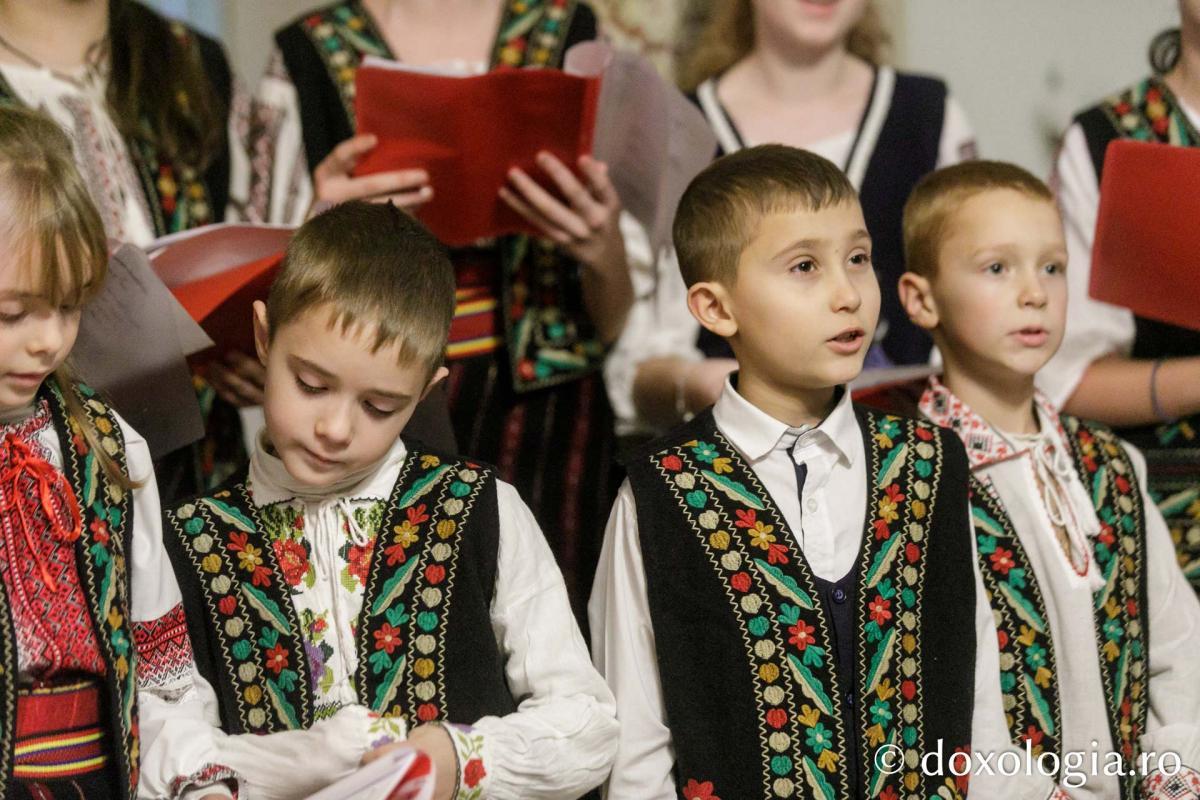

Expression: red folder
xmin=1091 ymin=139 xmax=1200 ymax=331
xmin=354 ymin=61 xmax=601 ymax=246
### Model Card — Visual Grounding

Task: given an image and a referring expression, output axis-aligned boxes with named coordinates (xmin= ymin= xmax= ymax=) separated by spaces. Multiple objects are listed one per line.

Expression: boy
xmin=898 ymin=161 xmax=1200 ymax=799
xmin=589 ymin=145 xmax=1025 ymax=800
xmin=162 ymin=202 xmax=618 ymax=800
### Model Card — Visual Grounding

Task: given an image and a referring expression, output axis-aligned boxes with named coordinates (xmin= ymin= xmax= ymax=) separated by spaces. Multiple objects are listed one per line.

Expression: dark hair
xmin=107 ymin=0 xmax=227 ymax=168
xmin=1149 ymin=27 xmax=1182 ymax=74
xmin=267 ymin=202 xmax=456 ymax=377
xmin=673 ymin=144 xmax=858 ymax=286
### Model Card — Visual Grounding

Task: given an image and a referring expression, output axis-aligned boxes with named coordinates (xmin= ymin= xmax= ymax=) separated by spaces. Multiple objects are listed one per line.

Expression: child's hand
xmin=684 ymin=358 xmax=738 ymax=415
xmin=500 ymin=153 xmax=626 ymax=279
xmin=362 ymin=723 xmax=457 ymax=800
xmin=313 ymin=134 xmax=433 ymax=210
xmin=205 ymin=351 xmax=266 ymax=408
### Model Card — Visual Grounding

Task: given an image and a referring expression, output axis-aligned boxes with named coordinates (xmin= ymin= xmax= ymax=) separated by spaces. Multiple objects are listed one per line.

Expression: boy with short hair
xmin=899 ymin=161 xmax=1200 ymax=799
xmin=589 ymin=145 xmax=1021 ymax=800
xmin=163 ymin=201 xmax=618 ymax=800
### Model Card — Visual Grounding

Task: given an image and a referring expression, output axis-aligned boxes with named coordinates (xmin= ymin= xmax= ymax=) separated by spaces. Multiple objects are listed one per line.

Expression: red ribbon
xmin=0 ymin=433 xmax=82 ymax=592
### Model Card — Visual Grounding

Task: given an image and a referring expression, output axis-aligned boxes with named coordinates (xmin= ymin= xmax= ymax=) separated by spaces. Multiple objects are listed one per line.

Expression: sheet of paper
xmin=304 ymin=745 xmax=434 ymax=800
xmin=1091 ymin=139 xmax=1200 ymax=332
xmin=73 ymin=244 xmax=209 ymax=458
xmin=150 ymin=223 xmax=293 ymax=287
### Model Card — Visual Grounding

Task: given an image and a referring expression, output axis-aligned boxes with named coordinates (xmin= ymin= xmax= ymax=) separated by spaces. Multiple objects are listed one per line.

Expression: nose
xmin=314 ymin=400 xmax=354 ymax=448
xmin=1018 ymin=267 xmax=1047 ymax=308
xmin=829 ymin=264 xmax=863 ymax=313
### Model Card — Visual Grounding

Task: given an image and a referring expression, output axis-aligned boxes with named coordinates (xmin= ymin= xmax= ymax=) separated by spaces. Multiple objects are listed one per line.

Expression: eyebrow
xmin=290 ymin=355 xmax=413 ymax=402
xmin=772 ymin=229 xmax=872 ymax=261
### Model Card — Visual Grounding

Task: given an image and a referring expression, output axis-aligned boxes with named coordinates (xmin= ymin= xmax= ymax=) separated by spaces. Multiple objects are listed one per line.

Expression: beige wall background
xmin=160 ymin=1 xmax=1181 ymax=177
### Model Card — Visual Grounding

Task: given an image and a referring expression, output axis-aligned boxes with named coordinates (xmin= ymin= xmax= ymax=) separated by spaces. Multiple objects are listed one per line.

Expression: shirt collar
xmin=712 ymin=376 xmax=858 ymax=465
xmin=918 ymin=376 xmax=1068 ymax=470
xmin=249 ymin=434 xmax=408 ymax=507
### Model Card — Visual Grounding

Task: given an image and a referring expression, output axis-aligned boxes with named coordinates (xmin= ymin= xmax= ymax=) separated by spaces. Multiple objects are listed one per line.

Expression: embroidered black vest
xmin=1074 ymin=77 xmax=1200 ymax=594
xmin=0 ymin=20 xmax=233 ymax=236
xmin=626 ymin=407 xmax=975 ymax=800
xmin=273 ymin=0 xmax=604 ymax=393
xmin=695 ymin=73 xmax=947 ymax=368
xmin=0 ymin=381 xmax=140 ymax=797
xmin=162 ymin=444 xmax=515 ymax=735
xmin=970 ymin=415 xmax=1150 ymax=800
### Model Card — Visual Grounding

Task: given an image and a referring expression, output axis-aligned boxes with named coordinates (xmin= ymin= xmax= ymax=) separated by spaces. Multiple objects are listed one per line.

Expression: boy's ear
xmin=252 ymin=301 xmax=270 ymax=365
xmin=420 ymin=366 xmax=450 ymax=401
xmin=687 ymin=281 xmax=738 ymax=339
xmin=897 ymin=271 xmax=939 ymax=332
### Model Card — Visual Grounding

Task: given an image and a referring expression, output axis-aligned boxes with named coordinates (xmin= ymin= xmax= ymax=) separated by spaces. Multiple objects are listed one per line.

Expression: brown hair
xmin=678 ymin=0 xmax=891 ymax=92
xmin=903 ymin=160 xmax=1054 ymax=278
xmin=0 ymin=107 xmax=132 ymax=489
xmin=107 ymin=0 xmax=227 ymax=169
xmin=673 ymin=144 xmax=858 ymax=286
xmin=267 ymin=202 xmax=456 ymax=378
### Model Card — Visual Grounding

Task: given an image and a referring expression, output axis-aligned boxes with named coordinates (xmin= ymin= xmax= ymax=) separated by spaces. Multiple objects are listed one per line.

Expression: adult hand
xmin=500 ymin=152 xmax=626 ymax=279
xmin=205 ymin=351 xmax=266 ymax=408
xmin=313 ymin=134 xmax=432 ymax=210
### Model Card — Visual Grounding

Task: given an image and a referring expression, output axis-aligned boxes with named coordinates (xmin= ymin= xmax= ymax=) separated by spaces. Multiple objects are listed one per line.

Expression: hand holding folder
xmin=1091 ymin=139 xmax=1200 ymax=332
xmin=303 ymin=745 xmax=433 ymax=800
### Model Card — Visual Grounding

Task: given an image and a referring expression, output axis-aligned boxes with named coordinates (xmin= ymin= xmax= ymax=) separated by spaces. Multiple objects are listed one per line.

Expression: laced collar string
xmin=0 ymin=433 xmax=82 ymax=592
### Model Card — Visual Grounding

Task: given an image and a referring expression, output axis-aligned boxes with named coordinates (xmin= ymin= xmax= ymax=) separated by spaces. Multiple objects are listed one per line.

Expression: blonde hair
xmin=902 ymin=160 xmax=1054 ymax=278
xmin=678 ymin=0 xmax=891 ymax=92
xmin=267 ymin=201 xmax=455 ymax=378
xmin=673 ymin=144 xmax=858 ymax=286
xmin=0 ymin=107 xmax=132 ymax=489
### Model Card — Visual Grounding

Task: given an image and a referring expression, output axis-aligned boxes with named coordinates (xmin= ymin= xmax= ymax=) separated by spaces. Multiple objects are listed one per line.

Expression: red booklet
xmin=1091 ymin=139 xmax=1200 ymax=332
xmin=354 ymin=58 xmax=601 ymax=246
xmin=149 ymin=224 xmax=294 ymax=359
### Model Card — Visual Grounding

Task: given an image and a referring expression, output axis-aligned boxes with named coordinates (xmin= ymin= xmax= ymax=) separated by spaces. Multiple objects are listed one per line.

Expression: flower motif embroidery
xmin=805 ymin=722 xmax=832 ymax=754
xmin=682 ymin=779 xmax=720 ymax=800
xmin=989 ymin=547 xmax=1015 ymax=575
xmin=265 ymin=644 xmax=289 ymax=675
xmin=691 ymin=441 xmax=718 ymax=463
xmin=868 ymin=595 xmax=892 ymax=626
xmin=373 ymin=623 xmax=403 ymax=654
xmin=274 ymin=538 xmax=310 ymax=587
xmin=749 ymin=522 xmax=776 ymax=550
xmin=464 ymin=757 xmax=486 ymax=788
xmin=788 ymin=620 xmax=815 ymax=650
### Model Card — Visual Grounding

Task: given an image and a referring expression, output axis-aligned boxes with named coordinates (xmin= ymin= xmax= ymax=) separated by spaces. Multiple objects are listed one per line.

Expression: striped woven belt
xmin=14 ymin=679 xmax=108 ymax=779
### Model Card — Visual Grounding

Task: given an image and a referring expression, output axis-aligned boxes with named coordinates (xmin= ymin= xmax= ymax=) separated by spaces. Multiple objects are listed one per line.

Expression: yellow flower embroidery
xmin=238 ymin=543 xmax=263 ymax=572
xmin=749 ymin=523 xmax=776 ymax=550
xmin=393 ymin=521 xmax=419 ymax=547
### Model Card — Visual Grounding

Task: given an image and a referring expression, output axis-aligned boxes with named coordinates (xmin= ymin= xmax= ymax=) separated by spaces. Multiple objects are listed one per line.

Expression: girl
xmin=252 ymin=0 xmax=637 ymax=619
xmin=0 ymin=107 xmax=233 ymax=799
xmin=1041 ymin=0 xmax=1200 ymax=595
xmin=606 ymin=0 xmax=977 ymax=435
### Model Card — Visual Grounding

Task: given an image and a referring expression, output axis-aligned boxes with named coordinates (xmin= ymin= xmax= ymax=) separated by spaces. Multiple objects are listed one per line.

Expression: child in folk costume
xmin=899 ymin=161 xmax=1200 ymax=799
xmin=589 ymin=145 xmax=1029 ymax=800
xmin=0 ymin=108 xmax=233 ymax=798
xmin=162 ymin=201 xmax=617 ymax=800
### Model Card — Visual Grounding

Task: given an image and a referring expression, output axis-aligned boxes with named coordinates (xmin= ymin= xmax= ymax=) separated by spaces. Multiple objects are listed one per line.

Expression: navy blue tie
xmin=790 ymin=441 xmax=808 ymax=537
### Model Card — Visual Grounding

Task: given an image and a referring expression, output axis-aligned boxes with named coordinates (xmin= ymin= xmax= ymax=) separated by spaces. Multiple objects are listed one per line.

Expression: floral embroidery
xmin=445 ymin=723 xmax=487 ymax=800
xmin=682 ymin=778 xmax=721 ymax=800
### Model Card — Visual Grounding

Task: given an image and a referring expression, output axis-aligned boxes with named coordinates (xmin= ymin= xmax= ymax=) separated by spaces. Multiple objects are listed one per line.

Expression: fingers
xmin=578 ymin=154 xmax=619 ymax=208
xmin=208 ymin=352 xmax=265 ymax=407
xmin=506 ymin=165 xmax=591 ymax=240
xmin=499 ymin=185 xmax=572 ymax=245
xmin=316 ymin=134 xmax=379 ymax=179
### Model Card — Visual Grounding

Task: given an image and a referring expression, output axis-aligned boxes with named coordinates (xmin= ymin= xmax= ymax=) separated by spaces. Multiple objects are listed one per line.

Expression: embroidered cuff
xmin=170 ymin=763 xmax=239 ymax=800
xmin=443 ymin=723 xmax=489 ymax=800
xmin=366 ymin=712 xmax=409 ymax=751
xmin=133 ymin=603 xmax=195 ymax=696
xmin=1142 ymin=763 xmax=1200 ymax=799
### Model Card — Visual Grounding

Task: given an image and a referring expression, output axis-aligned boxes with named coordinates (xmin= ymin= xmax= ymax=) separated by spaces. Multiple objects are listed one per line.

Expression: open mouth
xmin=827 ymin=327 xmax=865 ymax=353
xmin=1013 ymin=327 xmax=1049 ymax=347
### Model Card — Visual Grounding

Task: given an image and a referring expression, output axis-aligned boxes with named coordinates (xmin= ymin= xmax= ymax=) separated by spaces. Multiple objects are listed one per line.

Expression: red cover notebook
xmin=354 ymin=59 xmax=601 ymax=246
xmin=1091 ymin=139 xmax=1200 ymax=332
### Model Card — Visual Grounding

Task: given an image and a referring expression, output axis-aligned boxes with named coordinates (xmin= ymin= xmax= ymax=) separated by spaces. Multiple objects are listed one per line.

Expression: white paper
xmin=149 ymin=222 xmax=294 ymax=287
xmin=73 ymin=244 xmax=211 ymax=458
xmin=304 ymin=746 xmax=434 ymax=800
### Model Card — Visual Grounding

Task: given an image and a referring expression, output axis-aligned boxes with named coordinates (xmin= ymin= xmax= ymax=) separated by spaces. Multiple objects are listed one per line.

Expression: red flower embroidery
xmin=1115 ymin=475 xmax=1131 ymax=495
xmin=89 ymin=518 xmax=110 ymax=545
xmin=683 ymin=779 xmax=720 ymax=800
xmin=766 ymin=708 xmax=788 ymax=729
xmin=384 ymin=542 xmax=407 ymax=566
xmin=788 ymin=621 xmax=815 ymax=650
xmin=464 ymin=758 xmax=487 ymax=788
xmin=218 ymin=595 xmax=237 ymax=616
xmin=884 ymin=484 xmax=905 ymax=504
xmin=730 ymin=572 xmax=751 ymax=593
xmin=734 ymin=509 xmax=758 ymax=529
xmin=273 ymin=539 xmax=310 ymax=587
xmin=1098 ymin=524 xmax=1116 ymax=546
xmin=766 ymin=542 xmax=790 ymax=565
xmin=900 ymin=679 xmax=916 ymax=701
xmin=873 ymin=518 xmax=891 ymax=541
xmin=661 ymin=455 xmax=683 ymax=472
xmin=1021 ymin=725 xmax=1044 ymax=747
xmin=989 ymin=547 xmax=1015 ymax=575
xmin=868 ymin=595 xmax=892 ymax=625
xmin=347 ymin=540 xmax=374 ymax=587
xmin=880 ymin=787 xmax=899 ymax=800
xmin=407 ymin=504 xmax=430 ymax=526
xmin=905 ymin=542 xmax=921 ymax=564
xmin=265 ymin=644 xmax=289 ymax=675
xmin=373 ymin=623 xmax=403 ymax=654
xmin=416 ymin=702 xmax=438 ymax=722
xmin=425 ymin=564 xmax=446 ymax=585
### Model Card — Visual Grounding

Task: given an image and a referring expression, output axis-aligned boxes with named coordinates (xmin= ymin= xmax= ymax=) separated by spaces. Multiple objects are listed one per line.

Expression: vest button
xmin=832 ymin=587 xmax=846 ymax=604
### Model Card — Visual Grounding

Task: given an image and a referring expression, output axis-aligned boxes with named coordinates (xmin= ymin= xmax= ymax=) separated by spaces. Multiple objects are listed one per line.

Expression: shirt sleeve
xmin=225 ymin=74 xmax=254 ymax=224
xmin=1036 ymin=122 xmax=1136 ymax=408
xmin=247 ymin=47 xmax=314 ymax=227
xmin=453 ymin=480 xmax=618 ymax=799
xmin=120 ymin=414 xmax=237 ymax=800
xmin=937 ymin=94 xmax=979 ymax=167
xmin=587 ymin=481 xmax=676 ymax=800
xmin=603 ymin=220 xmax=701 ymax=438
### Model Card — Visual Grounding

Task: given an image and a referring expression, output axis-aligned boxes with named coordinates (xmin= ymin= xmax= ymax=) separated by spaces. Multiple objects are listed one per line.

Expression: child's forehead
xmin=275 ymin=303 xmax=424 ymax=382
xmin=743 ymin=200 xmax=869 ymax=254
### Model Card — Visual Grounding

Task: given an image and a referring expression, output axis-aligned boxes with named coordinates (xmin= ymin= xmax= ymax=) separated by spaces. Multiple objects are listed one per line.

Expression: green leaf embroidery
xmin=802 ymin=754 xmax=837 ymax=799
xmin=372 ymin=652 xmax=407 ymax=713
xmin=398 ymin=465 xmax=452 ymax=509
xmin=865 ymin=531 xmax=904 ymax=589
xmin=1022 ymin=672 xmax=1056 ymax=736
xmin=699 ymin=470 xmax=766 ymax=510
xmin=972 ymin=506 xmax=1006 ymax=540
xmin=266 ymin=678 xmax=301 ymax=729
xmin=201 ymin=497 xmax=256 ymax=532
xmin=753 ymin=559 xmax=814 ymax=609
xmin=876 ymin=442 xmax=908 ymax=488
xmin=996 ymin=581 xmax=1047 ymax=633
xmin=241 ymin=584 xmax=293 ymax=635
xmin=371 ymin=557 xmax=421 ymax=617
xmin=864 ymin=626 xmax=897 ymax=694
xmin=786 ymin=653 xmax=834 ymax=716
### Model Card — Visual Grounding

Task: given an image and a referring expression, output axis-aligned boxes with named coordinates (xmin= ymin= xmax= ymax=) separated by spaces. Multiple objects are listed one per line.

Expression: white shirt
xmin=1038 ymin=99 xmax=1200 ymax=407
xmin=604 ymin=74 xmax=977 ymax=437
xmin=588 ymin=380 xmax=1032 ymax=800
xmin=207 ymin=437 xmax=618 ymax=800
xmin=961 ymin=401 xmax=1200 ymax=798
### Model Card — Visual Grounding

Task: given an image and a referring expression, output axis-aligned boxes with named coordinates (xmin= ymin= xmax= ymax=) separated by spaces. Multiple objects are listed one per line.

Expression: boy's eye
xmin=1044 ymin=262 xmax=1063 ymax=275
xmin=295 ymin=375 xmax=325 ymax=394
xmin=985 ymin=262 xmax=1004 ymax=275
xmin=849 ymin=252 xmax=872 ymax=267
xmin=789 ymin=259 xmax=816 ymax=274
xmin=363 ymin=402 xmax=397 ymax=419
xmin=0 ymin=310 xmax=25 ymax=324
